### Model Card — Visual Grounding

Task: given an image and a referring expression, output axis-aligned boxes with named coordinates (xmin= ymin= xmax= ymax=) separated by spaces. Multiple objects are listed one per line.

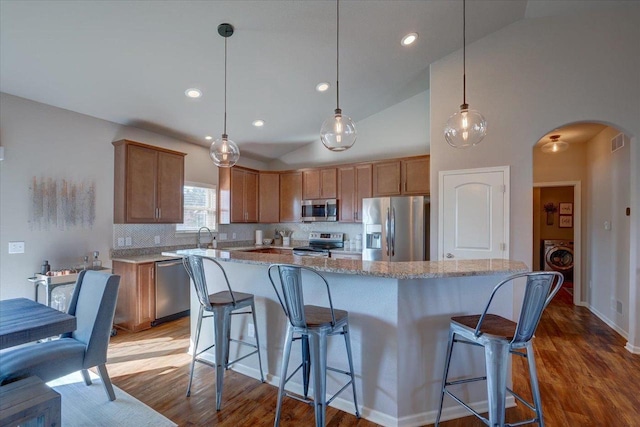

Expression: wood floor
xmin=105 ymin=289 xmax=640 ymax=426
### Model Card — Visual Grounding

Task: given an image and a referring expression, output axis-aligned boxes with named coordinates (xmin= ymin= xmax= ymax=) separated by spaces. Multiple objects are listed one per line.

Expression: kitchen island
xmin=163 ymin=248 xmax=528 ymax=426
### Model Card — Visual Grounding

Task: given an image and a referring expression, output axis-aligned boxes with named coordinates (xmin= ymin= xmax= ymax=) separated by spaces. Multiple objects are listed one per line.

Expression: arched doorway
xmin=532 ymin=122 xmax=633 ymax=344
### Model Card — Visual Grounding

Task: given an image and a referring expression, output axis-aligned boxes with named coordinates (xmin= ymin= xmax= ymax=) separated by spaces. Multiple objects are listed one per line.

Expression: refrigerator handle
xmin=391 ymin=207 xmax=396 ymax=257
xmin=385 ymin=206 xmax=390 ymax=256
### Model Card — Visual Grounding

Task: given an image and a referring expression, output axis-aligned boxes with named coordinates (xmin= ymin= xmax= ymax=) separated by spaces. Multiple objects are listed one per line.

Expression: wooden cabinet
xmin=372 ymin=156 xmax=430 ymax=197
xmin=259 ymin=173 xmax=280 ymax=223
xmin=401 ymin=157 xmax=430 ymax=195
xmin=113 ymin=261 xmax=156 ymax=333
xmin=280 ymin=172 xmax=302 ymax=222
xmin=338 ymin=164 xmax=372 ymax=222
xmin=219 ymin=167 xmax=259 ymax=224
xmin=373 ymin=161 xmax=402 ymax=196
xmin=0 ymin=376 xmax=61 ymax=427
xmin=303 ymin=168 xmax=337 ymax=200
xmin=113 ymin=140 xmax=185 ymax=224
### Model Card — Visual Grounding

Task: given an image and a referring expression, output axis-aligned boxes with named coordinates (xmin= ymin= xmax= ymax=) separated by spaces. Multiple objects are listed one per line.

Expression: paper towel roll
xmin=255 ymin=230 xmax=263 ymax=245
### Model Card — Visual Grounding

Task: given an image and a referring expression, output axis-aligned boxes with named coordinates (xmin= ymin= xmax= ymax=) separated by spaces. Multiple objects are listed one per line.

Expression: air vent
xmin=611 ymin=133 xmax=628 ymax=153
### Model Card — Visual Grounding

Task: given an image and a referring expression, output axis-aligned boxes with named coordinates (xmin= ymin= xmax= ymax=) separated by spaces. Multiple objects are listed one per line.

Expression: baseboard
xmin=395 ymin=396 xmax=516 ymax=427
xmin=624 ymin=342 xmax=640 ymax=354
xmin=588 ymin=305 xmax=628 ymax=339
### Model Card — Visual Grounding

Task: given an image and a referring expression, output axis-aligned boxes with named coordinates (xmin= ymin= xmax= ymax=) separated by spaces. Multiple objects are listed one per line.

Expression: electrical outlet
xmin=248 ymin=323 xmax=255 ymax=338
xmin=8 ymin=241 xmax=25 ymax=254
xmin=154 ymin=235 xmax=161 ymax=244
xmin=117 ymin=237 xmax=125 ymax=246
xmin=125 ymin=237 xmax=132 ymax=246
xmin=617 ymin=300 xmax=623 ymax=315
xmin=232 ymin=232 xmax=237 ymax=239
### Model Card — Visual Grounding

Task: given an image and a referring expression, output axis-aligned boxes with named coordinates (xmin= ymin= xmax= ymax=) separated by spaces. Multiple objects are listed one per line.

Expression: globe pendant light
xmin=444 ymin=0 xmax=487 ymax=149
xmin=541 ymin=134 xmax=569 ymax=153
xmin=210 ymin=23 xmax=240 ymax=168
xmin=321 ymin=0 xmax=357 ymax=152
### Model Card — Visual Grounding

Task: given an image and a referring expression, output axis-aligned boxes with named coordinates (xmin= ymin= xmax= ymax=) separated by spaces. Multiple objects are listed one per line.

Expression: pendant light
xmin=541 ymin=134 xmax=569 ymax=153
xmin=321 ymin=0 xmax=357 ymax=152
xmin=444 ymin=0 xmax=487 ymax=149
xmin=210 ymin=23 xmax=240 ymax=168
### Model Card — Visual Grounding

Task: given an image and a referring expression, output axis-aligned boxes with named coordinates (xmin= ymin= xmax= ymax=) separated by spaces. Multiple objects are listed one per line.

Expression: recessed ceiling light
xmin=252 ymin=119 xmax=265 ymax=127
xmin=185 ymin=88 xmax=202 ymax=98
xmin=205 ymin=135 xmax=213 ymax=140
xmin=316 ymin=82 xmax=330 ymax=92
xmin=401 ymin=32 xmax=418 ymax=46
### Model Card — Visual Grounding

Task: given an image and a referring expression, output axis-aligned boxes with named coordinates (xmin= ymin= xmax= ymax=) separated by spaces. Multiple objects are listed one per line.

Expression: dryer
xmin=543 ymin=240 xmax=574 ymax=279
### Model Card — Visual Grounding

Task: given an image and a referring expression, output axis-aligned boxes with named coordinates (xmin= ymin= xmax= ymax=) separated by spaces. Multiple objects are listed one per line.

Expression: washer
xmin=543 ymin=240 xmax=574 ymax=279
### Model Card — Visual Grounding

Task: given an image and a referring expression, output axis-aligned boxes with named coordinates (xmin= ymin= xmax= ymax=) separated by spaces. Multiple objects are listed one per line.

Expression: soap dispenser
xmin=92 ymin=251 xmax=102 ymax=270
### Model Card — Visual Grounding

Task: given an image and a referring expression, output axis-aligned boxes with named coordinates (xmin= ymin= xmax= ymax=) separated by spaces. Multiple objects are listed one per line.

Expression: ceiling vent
xmin=611 ymin=132 xmax=628 ymax=153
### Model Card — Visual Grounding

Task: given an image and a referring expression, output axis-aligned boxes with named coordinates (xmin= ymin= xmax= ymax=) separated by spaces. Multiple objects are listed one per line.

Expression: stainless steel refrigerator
xmin=362 ymin=196 xmax=429 ymax=262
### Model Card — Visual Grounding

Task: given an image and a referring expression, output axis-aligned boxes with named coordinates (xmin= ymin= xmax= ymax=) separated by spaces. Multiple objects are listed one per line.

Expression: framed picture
xmin=559 ymin=215 xmax=573 ymax=228
xmin=559 ymin=202 xmax=573 ymax=215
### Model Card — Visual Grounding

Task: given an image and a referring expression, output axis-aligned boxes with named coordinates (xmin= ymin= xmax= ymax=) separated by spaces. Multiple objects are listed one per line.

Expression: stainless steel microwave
xmin=301 ymin=199 xmax=338 ymax=222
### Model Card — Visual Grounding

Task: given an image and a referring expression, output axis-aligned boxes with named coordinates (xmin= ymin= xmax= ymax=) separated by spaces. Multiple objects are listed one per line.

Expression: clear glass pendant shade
xmin=541 ymin=139 xmax=568 ymax=153
xmin=209 ymin=134 xmax=240 ymax=168
xmin=444 ymin=106 xmax=487 ymax=148
xmin=321 ymin=109 xmax=357 ymax=152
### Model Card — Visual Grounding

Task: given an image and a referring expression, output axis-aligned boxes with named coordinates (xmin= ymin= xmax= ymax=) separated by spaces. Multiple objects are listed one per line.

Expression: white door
xmin=439 ymin=166 xmax=509 ymax=260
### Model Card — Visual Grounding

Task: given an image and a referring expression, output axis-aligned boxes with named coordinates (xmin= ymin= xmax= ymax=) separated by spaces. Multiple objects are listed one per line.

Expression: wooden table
xmin=0 ymin=298 xmax=76 ymax=350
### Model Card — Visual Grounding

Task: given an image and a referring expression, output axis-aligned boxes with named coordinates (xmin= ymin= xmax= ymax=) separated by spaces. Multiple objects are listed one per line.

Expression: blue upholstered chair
xmin=0 ymin=270 xmax=120 ymax=401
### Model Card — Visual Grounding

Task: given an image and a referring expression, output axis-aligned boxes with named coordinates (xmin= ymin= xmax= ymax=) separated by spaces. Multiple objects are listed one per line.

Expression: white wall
xmin=269 ymin=90 xmax=429 ymax=170
xmin=429 ymin=5 xmax=640 ymax=348
xmin=0 ymin=93 xmax=216 ymax=299
xmin=586 ymin=127 xmax=630 ymax=334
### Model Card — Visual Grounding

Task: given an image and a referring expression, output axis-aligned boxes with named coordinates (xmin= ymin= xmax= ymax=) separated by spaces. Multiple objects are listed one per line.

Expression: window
xmin=176 ymin=183 xmax=217 ymax=232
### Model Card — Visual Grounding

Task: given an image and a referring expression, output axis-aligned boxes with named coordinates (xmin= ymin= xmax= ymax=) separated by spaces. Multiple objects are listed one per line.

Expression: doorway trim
xmin=533 ymin=181 xmax=583 ymax=306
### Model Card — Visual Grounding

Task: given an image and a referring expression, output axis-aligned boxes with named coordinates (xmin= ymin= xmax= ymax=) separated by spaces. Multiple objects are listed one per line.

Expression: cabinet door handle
xmin=404 ymin=181 xmax=407 ymax=192
xmin=158 ymin=208 xmax=161 ymax=219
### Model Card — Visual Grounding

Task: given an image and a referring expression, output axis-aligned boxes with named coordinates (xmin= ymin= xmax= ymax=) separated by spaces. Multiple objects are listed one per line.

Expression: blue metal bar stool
xmin=435 ymin=271 xmax=563 ymax=427
xmin=183 ymin=255 xmax=264 ymax=410
xmin=268 ymin=264 xmax=360 ymax=427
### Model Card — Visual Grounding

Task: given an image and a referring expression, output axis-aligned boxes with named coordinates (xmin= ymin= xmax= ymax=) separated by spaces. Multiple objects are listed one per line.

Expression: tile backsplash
xmin=113 ymin=222 xmax=364 ymax=250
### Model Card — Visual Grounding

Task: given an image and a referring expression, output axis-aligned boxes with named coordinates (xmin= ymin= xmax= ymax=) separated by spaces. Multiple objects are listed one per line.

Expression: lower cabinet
xmin=113 ymin=261 xmax=155 ymax=332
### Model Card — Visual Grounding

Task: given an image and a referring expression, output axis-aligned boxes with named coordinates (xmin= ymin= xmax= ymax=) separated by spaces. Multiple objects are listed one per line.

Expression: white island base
xmin=164 ymin=250 xmax=527 ymax=427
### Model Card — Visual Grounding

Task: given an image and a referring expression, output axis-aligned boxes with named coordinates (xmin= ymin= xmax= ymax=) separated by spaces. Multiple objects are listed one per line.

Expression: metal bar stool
xmin=268 ymin=264 xmax=360 ymax=427
xmin=182 ymin=255 xmax=264 ymax=410
xmin=435 ymin=271 xmax=564 ymax=427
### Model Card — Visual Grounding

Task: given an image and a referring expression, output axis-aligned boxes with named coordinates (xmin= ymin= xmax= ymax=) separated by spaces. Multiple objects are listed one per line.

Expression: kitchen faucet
xmin=197 ymin=227 xmax=214 ymax=249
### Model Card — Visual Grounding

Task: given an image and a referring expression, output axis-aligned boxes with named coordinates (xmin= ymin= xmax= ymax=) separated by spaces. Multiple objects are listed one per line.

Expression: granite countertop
xmin=111 ymin=254 xmax=182 ymax=264
xmin=162 ymin=248 xmax=528 ymax=280
xmin=329 ymin=248 xmax=363 ymax=255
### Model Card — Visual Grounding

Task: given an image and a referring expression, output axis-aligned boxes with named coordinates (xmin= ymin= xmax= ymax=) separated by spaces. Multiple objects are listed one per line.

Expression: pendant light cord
xmin=462 ymin=0 xmax=466 ymax=107
xmin=336 ymin=0 xmax=340 ymax=111
xmin=223 ymin=36 xmax=228 ymax=136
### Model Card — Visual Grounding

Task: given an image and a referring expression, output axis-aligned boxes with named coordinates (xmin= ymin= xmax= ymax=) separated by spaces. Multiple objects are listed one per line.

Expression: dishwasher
xmin=153 ymin=259 xmax=191 ymax=326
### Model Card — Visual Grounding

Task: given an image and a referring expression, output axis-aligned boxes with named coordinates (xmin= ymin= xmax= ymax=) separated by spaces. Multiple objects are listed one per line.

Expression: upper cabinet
xmin=372 ymin=156 xmax=429 ymax=197
xmin=338 ymin=164 xmax=372 ymax=223
xmin=113 ymin=140 xmax=185 ymax=224
xmin=219 ymin=167 xmax=259 ymax=224
xmin=302 ymin=168 xmax=337 ymax=200
xmin=280 ymin=172 xmax=302 ymax=222
xmin=259 ymin=173 xmax=280 ymax=223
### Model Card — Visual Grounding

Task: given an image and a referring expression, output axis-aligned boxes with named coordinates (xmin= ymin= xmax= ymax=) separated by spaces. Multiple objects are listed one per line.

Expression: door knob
xmin=446 ymin=253 xmax=454 ymax=258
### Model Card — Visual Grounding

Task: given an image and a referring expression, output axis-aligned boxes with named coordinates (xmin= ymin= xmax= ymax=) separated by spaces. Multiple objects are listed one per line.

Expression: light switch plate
xmin=8 ymin=241 xmax=25 ymax=254
xmin=125 ymin=237 xmax=132 ymax=246
xmin=154 ymin=235 xmax=161 ymax=244
xmin=117 ymin=237 xmax=125 ymax=246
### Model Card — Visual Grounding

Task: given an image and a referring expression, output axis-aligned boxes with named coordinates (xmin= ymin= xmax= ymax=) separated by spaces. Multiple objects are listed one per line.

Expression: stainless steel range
xmin=293 ymin=232 xmax=344 ymax=257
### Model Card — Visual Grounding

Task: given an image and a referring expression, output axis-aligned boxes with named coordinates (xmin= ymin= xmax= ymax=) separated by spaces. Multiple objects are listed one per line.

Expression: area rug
xmin=46 ymin=371 xmax=177 ymax=427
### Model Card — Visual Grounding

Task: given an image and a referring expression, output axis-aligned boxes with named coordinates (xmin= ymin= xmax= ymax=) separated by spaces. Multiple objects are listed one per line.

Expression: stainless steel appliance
xmin=301 ymin=199 xmax=338 ymax=222
xmin=154 ymin=259 xmax=190 ymax=325
xmin=293 ymin=232 xmax=344 ymax=257
xmin=362 ymin=196 xmax=429 ymax=262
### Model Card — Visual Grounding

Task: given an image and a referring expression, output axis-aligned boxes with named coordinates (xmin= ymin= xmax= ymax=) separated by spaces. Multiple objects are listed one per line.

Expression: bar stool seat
xmin=182 ymin=255 xmax=265 ymax=411
xmin=268 ymin=264 xmax=359 ymax=427
xmin=435 ymin=271 xmax=564 ymax=427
